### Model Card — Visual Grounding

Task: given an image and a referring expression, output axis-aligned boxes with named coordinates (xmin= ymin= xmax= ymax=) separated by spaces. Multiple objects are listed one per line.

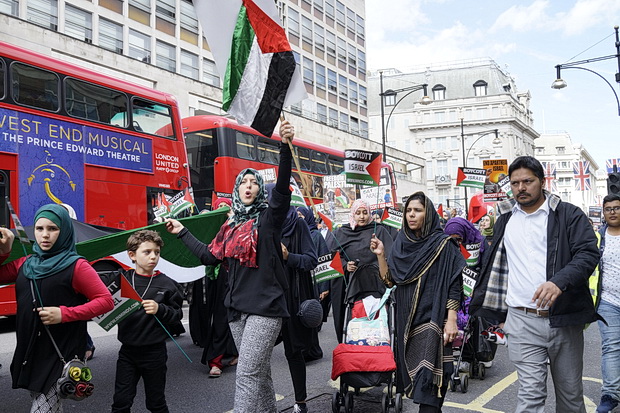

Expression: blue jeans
xmin=598 ymin=299 xmax=620 ymax=400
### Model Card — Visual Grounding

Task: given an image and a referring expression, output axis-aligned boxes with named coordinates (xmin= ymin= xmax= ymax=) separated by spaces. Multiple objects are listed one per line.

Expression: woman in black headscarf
xmin=0 ymin=204 xmax=114 ymax=413
xmin=370 ymin=192 xmax=465 ymax=412
xmin=279 ymin=206 xmax=318 ymax=413
xmin=329 ymin=199 xmax=393 ymax=343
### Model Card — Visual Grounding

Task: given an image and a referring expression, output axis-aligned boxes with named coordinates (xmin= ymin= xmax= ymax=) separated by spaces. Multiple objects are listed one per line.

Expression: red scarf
xmin=208 ymin=220 xmax=259 ymax=268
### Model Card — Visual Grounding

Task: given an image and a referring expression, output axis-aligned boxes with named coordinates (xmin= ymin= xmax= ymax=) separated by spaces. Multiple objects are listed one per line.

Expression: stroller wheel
xmin=449 ymin=377 xmax=457 ymax=392
xmin=332 ymin=391 xmax=340 ymax=413
xmin=394 ymin=393 xmax=403 ymax=412
xmin=344 ymin=392 xmax=354 ymax=413
xmin=479 ymin=363 xmax=486 ymax=380
xmin=381 ymin=393 xmax=389 ymax=413
xmin=459 ymin=373 xmax=469 ymax=393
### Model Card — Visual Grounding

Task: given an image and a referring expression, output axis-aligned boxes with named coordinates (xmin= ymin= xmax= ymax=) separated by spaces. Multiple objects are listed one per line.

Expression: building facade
xmin=535 ymin=132 xmax=600 ymax=212
xmin=368 ymin=59 xmax=540 ymax=211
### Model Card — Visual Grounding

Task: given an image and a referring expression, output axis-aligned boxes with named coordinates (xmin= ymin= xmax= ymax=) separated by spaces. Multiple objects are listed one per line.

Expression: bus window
xmin=185 ymin=130 xmax=217 ymax=210
xmin=131 ymin=98 xmax=174 ymax=137
xmin=328 ymin=156 xmax=344 ymax=175
xmin=297 ymin=147 xmax=312 ymax=172
xmin=0 ymin=171 xmax=8 ymax=228
xmin=312 ymin=150 xmax=328 ymax=174
xmin=257 ymin=137 xmax=279 ymax=165
xmin=0 ymin=58 xmax=5 ymax=99
xmin=11 ymin=62 xmax=60 ymax=111
xmin=65 ymin=77 xmax=128 ymax=125
xmin=235 ymin=131 xmax=256 ymax=160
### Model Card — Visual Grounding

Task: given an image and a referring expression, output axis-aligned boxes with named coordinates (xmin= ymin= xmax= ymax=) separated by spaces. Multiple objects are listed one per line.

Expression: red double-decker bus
xmin=0 ymin=41 xmax=191 ymax=315
xmin=177 ymin=115 xmax=398 ymax=212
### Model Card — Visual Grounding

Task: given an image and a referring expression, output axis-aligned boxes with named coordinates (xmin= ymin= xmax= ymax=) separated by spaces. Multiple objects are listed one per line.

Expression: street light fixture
xmin=551 ymin=26 xmax=620 ymax=115
xmin=460 ymin=118 xmax=500 ymax=215
xmin=379 ymin=72 xmax=432 ymax=162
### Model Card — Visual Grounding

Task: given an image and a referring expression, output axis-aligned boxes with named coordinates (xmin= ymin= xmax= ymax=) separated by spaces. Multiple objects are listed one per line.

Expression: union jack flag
xmin=542 ymin=161 xmax=557 ymax=193
xmin=573 ymin=161 xmax=591 ymax=191
xmin=606 ymin=158 xmax=620 ymax=173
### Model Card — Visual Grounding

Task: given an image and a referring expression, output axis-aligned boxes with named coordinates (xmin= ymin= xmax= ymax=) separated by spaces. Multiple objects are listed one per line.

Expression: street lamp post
xmin=379 ymin=75 xmax=432 ymax=162
xmin=551 ymin=25 xmax=620 ymax=115
xmin=460 ymin=118 xmax=500 ymax=216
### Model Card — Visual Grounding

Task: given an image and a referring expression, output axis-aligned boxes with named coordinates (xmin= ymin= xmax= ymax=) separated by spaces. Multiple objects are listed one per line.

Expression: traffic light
xmin=608 ymin=167 xmax=620 ymax=195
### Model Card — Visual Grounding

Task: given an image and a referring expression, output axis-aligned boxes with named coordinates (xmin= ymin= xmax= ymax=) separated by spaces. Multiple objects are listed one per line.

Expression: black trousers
xmin=112 ymin=342 xmax=169 ymax=413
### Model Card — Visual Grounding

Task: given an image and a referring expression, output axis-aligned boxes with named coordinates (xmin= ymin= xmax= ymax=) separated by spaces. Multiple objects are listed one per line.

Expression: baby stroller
xmin=450 ymin=307 xmax=497 ymax=393
xmin=331 ymin=264 xmax=402 ymax=413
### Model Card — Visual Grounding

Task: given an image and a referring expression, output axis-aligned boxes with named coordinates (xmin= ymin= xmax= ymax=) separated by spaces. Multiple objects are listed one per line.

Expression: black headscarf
xmin=388 ymin=192 xmax=451 ymax=284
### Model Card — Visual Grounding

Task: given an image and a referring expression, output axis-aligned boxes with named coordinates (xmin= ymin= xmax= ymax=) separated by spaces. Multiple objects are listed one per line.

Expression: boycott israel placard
xmin=498 ymin=175 xmax=513 ymax=198
xmin=381 ymin=207 xmax=403 ymax=229
xmin=94 ymin=273 xmax=143 ymax=332
xmin=312 ymin=251 xmax=345 ymax=283
xmin=344 ymin=149 xmax=382 ymax=186
xmin=456 ymin=167 xmax=486 ymax=190
xmin=462 ymin=266 xmax=478 ymax=297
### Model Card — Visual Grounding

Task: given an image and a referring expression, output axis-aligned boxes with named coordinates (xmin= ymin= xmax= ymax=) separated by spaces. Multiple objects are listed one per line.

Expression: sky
xmin=364 ymin=0 xmax=620 ymax=172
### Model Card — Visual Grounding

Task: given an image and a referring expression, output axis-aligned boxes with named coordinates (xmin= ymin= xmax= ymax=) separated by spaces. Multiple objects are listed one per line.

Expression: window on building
xmin=64 ymin=5 xmax=92 ymax=43
xmin=329 ymin=108 xmax=338 ymax=127
xmin=156 ymin=0 xmax=175 ymax=22
xmin=347 ymin=43 xmax=357 ymax=69
xmin=325 ymin=0 xmax=334 ymax=19
xmin=432 ymin=84 xmax=445 ymax=100
xmin=434 ymin=111 xmax=445 ymax=123
xmin=436 ymin=137 xmax=447 ymax=150
xmin=180 ymin=50 xmax=199 ymax=79
xmin=339 ymin=112 xmax=349 ymax=131
xmin=202 ymin=58 xmax=220 ymax=86
xmin=437 ymin=159 xmax=448 ymax=176
xmin=556 ymin=146 xmax=566 ymax=154
xmin=317 ymin=103 xmax=327 ymax=124
xmin=180 ymin=0 xmax=198 ymax=33
xmin=27 ymin=0 xmax=58 ymax=30
xmin=357 ymin=49 xmax=366 ymax=73
xmin=349 ymin=79 xmax=357 ymax=104
xmin=314 ymin=23 xmax=324 ymax=51
xmin=350 ymin=116 xmax=359 ymax=134
xmin=326 ymin=30 xmax=336 ymax=57
xmin=346 ymin=7 xmax=355 ymax=34
xmin=336 ymin=1 xmax=345 ymax=27
xmin=438 ymin=188 xmax=449 ymax=206
xmin=327 ymin=69 xmax=337 ymax=93
xmin=359 ymin=85 xmax=367 ymax=107
xmin=426 ymin=160 xmax=433 ymax=180
xmin=129 ymin=0 xmax=150 ymax=12
xmin=338 ymin=74 xmax=348 ymax=97
xmin=474 ymin=80 xmax=487 ymax=96
xmin=313 ymin=0 xmax=323 ymax=12
xmin=0 ymin=0 xmax=19 ymax=16
xmin=288 ymin=7 xmax=299 ymax=36
xmin=360 ymin=120 xmax=368 ymax=138
xmin=315 ymin=63 xmax=326 ymax=90
xmin=99 ymin=18 xmax=123 ymax=54
xmin=303 ymin=58 xmax=313 ymax=85
xmin=302 ymin=15 xmax=312 ymax=44
xmin=128 ymin=29 xmax=151 ymax=63
xmin=356 ymin=15 xmax=364 ymax=39
xmin=337 ymin=38 xmax=347 ymax=66
xmin=535 ymin=146 xmax=544 ymax=155
xmin=156 ymin=41 xmax=176 ymax=72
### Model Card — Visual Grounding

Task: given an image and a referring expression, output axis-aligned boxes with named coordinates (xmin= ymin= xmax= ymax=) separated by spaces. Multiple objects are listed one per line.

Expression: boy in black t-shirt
xmin=108 ymin=230 xmax=184 ymax=413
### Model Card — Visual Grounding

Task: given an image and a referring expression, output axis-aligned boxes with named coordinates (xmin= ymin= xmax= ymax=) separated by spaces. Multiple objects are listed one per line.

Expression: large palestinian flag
xmin=194 ymin=0 xmax=307 ymax=137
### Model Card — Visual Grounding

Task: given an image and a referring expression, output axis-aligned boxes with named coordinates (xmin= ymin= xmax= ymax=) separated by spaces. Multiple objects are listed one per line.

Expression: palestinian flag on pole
xmin=344 ymin=150 xmax=382 ymax=186
xmin=312 ymin=251 xmax=345 ymax=283
xmin=381 ymin=207 xmax=403 ymax=229
xmin=456 ymin=167 xmax=486 ymax=190
xmin=193 ymin=0 xmax=307 ymax=137
xmin=170 ymin=188 xmax=196 ymax=216
xmin=437 ymin=203 xmax=444 ymax=218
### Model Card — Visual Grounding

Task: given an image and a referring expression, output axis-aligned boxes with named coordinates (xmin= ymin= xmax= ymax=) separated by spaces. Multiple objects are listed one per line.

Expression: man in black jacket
xmin=470 ymin=156 xmax=599 ymax=413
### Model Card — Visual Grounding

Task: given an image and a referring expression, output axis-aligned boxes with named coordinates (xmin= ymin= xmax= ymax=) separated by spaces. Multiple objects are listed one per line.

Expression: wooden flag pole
xmin=280 ymin=115 xmax=318 ymax=216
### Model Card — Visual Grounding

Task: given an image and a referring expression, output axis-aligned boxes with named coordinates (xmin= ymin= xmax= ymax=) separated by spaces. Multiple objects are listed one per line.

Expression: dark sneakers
xmin=597 ymin=394 xmax=619 ymax=413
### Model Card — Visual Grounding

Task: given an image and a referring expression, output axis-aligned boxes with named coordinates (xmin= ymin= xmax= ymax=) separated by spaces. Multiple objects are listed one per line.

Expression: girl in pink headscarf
xmin=327 ymin=199 xmax=394 ymax=342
